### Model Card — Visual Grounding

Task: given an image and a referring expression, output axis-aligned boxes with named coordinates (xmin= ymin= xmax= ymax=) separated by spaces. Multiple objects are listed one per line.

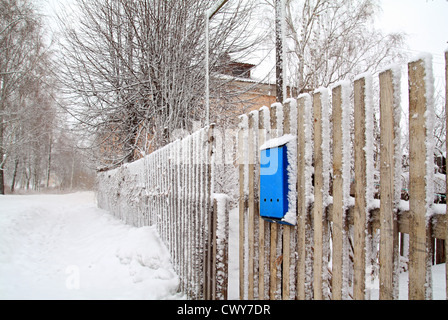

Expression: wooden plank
xmin=238 ymin=115 xmax=248 ymax=300
xmin=408 ymin=59 xmax=431 ymax=300
xmin=269 ymin=103 xmax=279 ymax=300
xmin=258 ymin=106 xmax=270 ymax=300
xmin=248 ymin=112 xmax=257 ymax=299
xmin=205 ymin=124 xmax=216 ymax=300
xmin=353 ymin=76 xmax=368 ymax=300
xmin=445 ymin=50 xmax=448 ymax=301
xmin=296 ymin=95 xmax=308 ymax=300
xmin=214 ymin=195 xmax=230 ymax=300
xmin=379 ymin=69 xmax=400 ymax=300
xmin=331 ymin=85 xmax=344 ymax=300
xmin=200 ymin=130 xmax=208 ymax=299
xmin=313 ymin=91 xmax=324 ymax=300
xmin=326 ymin=205 xmax=446 ymax=240
xmin=282 ymin=101 xmax=291 ymax=300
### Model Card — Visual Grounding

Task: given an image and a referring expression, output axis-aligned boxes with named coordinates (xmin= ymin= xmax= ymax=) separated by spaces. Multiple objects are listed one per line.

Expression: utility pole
xmin=275 ymin=0 xmax=286 ymax=103
xmin=205 ymin=0 xmax=230 ymax=126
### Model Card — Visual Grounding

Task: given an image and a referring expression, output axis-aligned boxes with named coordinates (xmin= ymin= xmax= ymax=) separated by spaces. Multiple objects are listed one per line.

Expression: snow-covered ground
xmin=0 ymin=192 xmax=184 ymax=300
xmin=0 ymin=192 xmax=445 ymax=300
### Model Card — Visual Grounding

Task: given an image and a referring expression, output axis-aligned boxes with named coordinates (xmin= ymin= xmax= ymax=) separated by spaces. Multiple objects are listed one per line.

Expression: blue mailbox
xmin=259 ymin=142 xmax=294 ymax=225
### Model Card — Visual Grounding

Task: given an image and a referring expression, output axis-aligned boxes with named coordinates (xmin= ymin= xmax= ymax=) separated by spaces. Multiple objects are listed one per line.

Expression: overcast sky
xmin=379 ymin=0 xmax=448 ymax=54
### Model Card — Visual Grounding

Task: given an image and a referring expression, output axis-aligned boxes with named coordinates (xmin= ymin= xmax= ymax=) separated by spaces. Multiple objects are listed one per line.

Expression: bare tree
xmin=56 ymin=0 xmax=264 ymax=168
xmin=262 ymin=0 xmax=406 ymax=93
xmin=0 ymin=0 xmax=56 ymax=194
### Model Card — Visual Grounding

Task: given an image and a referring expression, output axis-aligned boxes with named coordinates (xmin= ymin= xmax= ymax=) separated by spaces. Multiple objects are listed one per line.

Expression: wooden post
xmin=331 ymin=85 xmax=344 ymax=300
xmin=238 ymin=115 xmax=248 ymax=300
xmin=204 ymin=124 xmax=216 ymax=300
xmin=258 ymin=106 xmax=270 ymax=300
xmin=353 ymin=77 xmax=368 ymax=300
xmin=379 ymin=69 xmax=400 ymax=300
xmin=296 ymin=95 xmax=310 ymax=300
xmin=313 ymin=91 xmax=324 ymax=300
xmin=408 ymin=59 xmax=432 ymax=300
xmin=269 ymin=103 xmax=279 ymax=300
xmin=213 ymin=195 xmax=229 ymax=300
xmin=281 ymin=101 xmax=290 ymax=300
xmin=248 ymin=111 xmax=258 ymax=299
xmin=445 ymin=50 xmax=448 ymax=301
xmin=282 ymin=100 xmax=293 ymax=300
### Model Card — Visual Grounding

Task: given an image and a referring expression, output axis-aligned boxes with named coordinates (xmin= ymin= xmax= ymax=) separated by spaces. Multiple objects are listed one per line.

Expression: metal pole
xmin=275 ymin=0 xmax=286 ymax=103
xmin=205 ymin=14 xmax=210 ymax=126
xmin=205 ymin=0 xmax=229 ymax=127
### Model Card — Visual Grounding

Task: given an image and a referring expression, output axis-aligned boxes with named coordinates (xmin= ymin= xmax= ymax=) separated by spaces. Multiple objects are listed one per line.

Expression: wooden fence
xmin=97 ymin=125 xmax=229 ymax=300
xmin=238 ymin=54 xmax=447 ymax=300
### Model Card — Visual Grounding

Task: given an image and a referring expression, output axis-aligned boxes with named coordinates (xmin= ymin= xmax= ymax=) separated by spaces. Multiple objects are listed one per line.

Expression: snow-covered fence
xmin=238 ymin=54 xmax=447 ymax=300
xmin=97 ymin=125 xmax=229 ymax=300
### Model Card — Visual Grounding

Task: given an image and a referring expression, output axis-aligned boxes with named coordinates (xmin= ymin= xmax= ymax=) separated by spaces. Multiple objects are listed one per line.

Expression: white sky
xmin=378 ymin=0 xmax=448 ymax=55
xmin=377 ymin=0 xmax=448 ymax=84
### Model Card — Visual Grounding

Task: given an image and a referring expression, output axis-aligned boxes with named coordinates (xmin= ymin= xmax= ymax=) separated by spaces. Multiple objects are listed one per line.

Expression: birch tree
xmin=263 ymin=0 xmax=406 ymax=93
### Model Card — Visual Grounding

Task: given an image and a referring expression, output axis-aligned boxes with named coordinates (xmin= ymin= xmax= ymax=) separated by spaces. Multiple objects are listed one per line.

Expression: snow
xmin=421 ymin=54 xmax=435 ymax=217
xmin=259 ymin=134 xmax=296 ymax=151
xmin=284 ymin=136 xmax=298 ymax=226
xmin=0 ymin=192 xmax=183 ymax=300
xmin=273 ymin=102 xmax=284 ymax=136
xmin=357 ymin=73 xmax=375 ymax=211
xmin=391 ymin=65 xmax=403 ymax=208
xmin=338 ymin=80 xmax=352 ymax=210
xmin=259 ymin=106 xmax=270 ymax=133
xmin=299 ymin=93 xmax=314 ymax=208
xmin=284 ymin=98 xmax=298 ymax=135
xmin=315 ymin=87 xmax=332 ymax=208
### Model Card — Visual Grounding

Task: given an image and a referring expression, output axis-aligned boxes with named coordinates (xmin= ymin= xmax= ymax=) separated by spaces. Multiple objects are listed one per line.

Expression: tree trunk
xmin=46 ymin=134 xmax=52 ymax=188
xmin=0 ymin=118 xmax=4 ymax=195
xmin=0 ymin=167 xmax=4 ymax=195
xmin=10 ymin=158 xmax=19 ymax=193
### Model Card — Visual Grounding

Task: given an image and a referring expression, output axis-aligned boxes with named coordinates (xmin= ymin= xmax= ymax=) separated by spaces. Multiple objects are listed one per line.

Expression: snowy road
xmin=0 ymin=192 xmax=184 ymax=300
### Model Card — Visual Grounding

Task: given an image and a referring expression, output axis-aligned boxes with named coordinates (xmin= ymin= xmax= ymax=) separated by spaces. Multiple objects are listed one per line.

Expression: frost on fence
xmin=237 ymin=52 xmax=446 ymax=300
xmin=96 ymin=126 xmax=222 ymax=300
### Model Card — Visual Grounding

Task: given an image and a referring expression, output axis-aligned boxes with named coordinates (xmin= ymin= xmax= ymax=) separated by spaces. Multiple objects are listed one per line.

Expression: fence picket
xmin=445 ymin=50 xmax=448 ymax=300
xmin=379 ymin=69 xmax=400 ymax=300
xmin=331 ymin=84 xmax=344 ymax=300
xmin=248 ymin=112 xmax=257 ymax=299
xmin=238 ymin=115 xmax=248 ymax=300
xmin=312 ymin=91 xmax=324 ymax=300
xmin=353 ymin=76 xmax=369 ymax=300
xmin=258 ymin=106 xmax=270 ymax=300
xmin=408 ymin=58 xmax=433 ymax=300
xmin=269 ymin=103 xmax=280 ymax=300
xmin=296 ymin=95 xmax=309 ymax=299
xmin=282 ymin=101 xmax=292 ymax=300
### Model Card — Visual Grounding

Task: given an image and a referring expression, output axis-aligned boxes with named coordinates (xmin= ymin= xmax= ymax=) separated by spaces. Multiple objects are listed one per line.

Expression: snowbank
xmin=0 ymin=192 xmax=183 ymax=300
